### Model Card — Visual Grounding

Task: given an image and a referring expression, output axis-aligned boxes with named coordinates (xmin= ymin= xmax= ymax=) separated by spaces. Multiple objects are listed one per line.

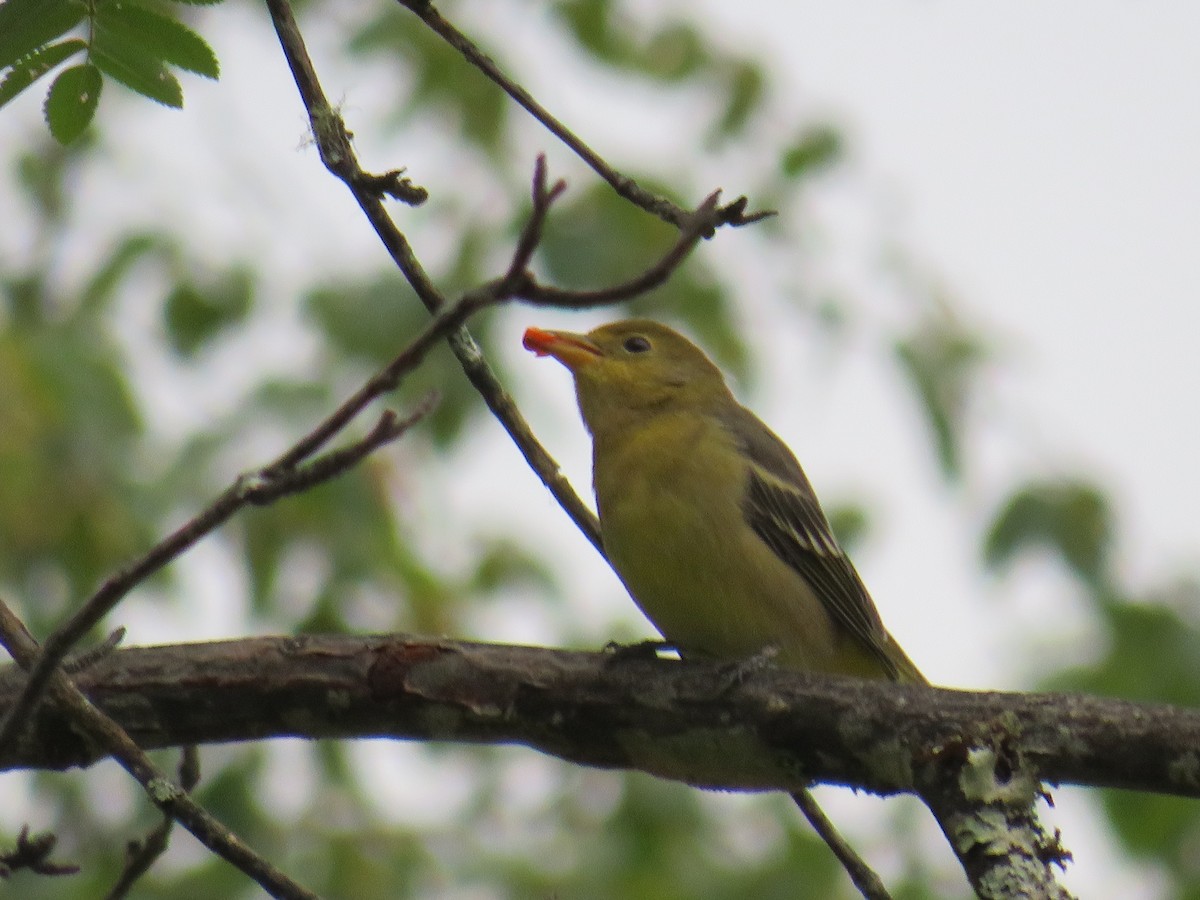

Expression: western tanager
xmin=523 ymin=319 xmax=925 ymax=685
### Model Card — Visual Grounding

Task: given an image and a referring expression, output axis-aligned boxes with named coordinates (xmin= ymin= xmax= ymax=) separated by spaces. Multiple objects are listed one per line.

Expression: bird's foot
xmin=602 ymin=639 xmax=676 ymax=664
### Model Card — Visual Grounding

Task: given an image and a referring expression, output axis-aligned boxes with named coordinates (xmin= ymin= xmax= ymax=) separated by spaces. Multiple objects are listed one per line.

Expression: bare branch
xmin=790 ymin=790 xmax=893 ymax=900
xmin=352 ymin=168 xmax=428 ymax=206
xmin=0 ymin=397 xmax=434 ymax=758
xmin=393 ymin=0 xmax=772 ymax=230
xmin=502 ymin=155 xmax=568 ymax=287
xmin=920 ymin=732 xmax=1075 ymax=899
xmin=261 ymin=396 xmax=436 ymax=486
xmin=0 ymin=630 xmax=1118 ymax=896
xmin=104 ymin=747 xmax=201 ymax=900
xmin=2 ymin=633 xmax=1196 ymax=804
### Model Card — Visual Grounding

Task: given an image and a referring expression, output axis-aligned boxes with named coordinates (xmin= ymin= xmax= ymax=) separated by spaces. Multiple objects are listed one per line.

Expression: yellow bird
xmin=523 ymin=319 xmax=925 ymax=685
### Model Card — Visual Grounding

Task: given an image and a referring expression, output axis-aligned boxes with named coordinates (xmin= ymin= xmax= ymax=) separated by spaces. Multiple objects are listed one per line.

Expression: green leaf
xmin=983 ymin=480 xmax=1113 ymax=588
xmin=1053 ymin=591 xmax=1200 ymax=705
xmin=0 ymin=38 xmax=86 ymax=110
xmin=554 ymin=0 xmax=633 ymax=67
xmin=91 ymin=22 xmax=183 ymax=107
xmin=163 ymin=270 xmax=254 ymax=356
xmin=0 ymin=314 xmax=150 ymax=601
xmin=827 ymin=502 xmax=870 ymax=553
xmin=781 ymin=126 xmax=843 ymax=178
xmin=349 ymin=9 xmax=508 ymax=153
xmin=0 ymin=0 xmax=84 ymax=72
xmin=43 ymin=63 xmax=102 ymax=144
xmin=540 ymin=180 xmax=680 ymax=290
xmin=640 ymin=23 xmax=704 ymax=81
xmin=894 ymin=317 xmax=987 ymax=479
xmin=468 ymin=538 xmax=556 ymax=594
xmin=710 ymin=61 xmax=764 ymax=140
xmin=94 ymin=1 xmax=219 ymax=79
xmin=78 ymin=232 xmax=168 ymax=316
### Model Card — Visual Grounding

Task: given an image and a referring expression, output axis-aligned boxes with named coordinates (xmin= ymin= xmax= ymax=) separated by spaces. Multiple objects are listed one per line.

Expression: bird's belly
xmin=600 ymin=474 xmax=839 ymax=667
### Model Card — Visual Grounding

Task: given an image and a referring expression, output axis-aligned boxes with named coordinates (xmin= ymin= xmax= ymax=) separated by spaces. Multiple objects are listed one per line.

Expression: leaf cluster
xmin=0 ymin=0 xmax=221 ymax=143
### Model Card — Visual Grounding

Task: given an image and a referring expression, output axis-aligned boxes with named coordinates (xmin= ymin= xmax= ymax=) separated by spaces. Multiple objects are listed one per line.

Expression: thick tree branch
xmin=2 ymin=633 xmax=1196 ymax=805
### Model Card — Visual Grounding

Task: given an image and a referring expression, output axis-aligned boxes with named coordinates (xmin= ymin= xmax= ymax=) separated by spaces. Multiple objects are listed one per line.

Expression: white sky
xmin=1 ymin=2 xmax=1196 ymax=897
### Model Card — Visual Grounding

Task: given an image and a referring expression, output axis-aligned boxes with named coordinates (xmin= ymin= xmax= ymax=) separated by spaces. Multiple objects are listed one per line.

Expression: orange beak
xmin=522 ymin=327 xmax=604 ymax=371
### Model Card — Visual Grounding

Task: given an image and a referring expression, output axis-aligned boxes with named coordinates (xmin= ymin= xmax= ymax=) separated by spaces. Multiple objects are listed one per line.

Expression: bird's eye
xmin=623 ymin=335 xmax=652 ymax=354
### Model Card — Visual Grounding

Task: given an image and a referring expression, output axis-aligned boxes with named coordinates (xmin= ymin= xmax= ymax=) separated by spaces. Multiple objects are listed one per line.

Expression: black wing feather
xmin=720 ymin=404 xmax=898 ymax=677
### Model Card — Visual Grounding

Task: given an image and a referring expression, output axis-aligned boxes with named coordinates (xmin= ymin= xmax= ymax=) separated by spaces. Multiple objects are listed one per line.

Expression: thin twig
xmin=104 ymin=747 xmax=201 ymax=900
xmin=0 ymin=824 xmax=79 ymax=879
xmin=62 ymin=627 xmax=126 ymax=674
xmin=520 ymin=191 xmax=724 ymax=307
xmin=394 ymin=0 xmax=772 ymax=230
xmin=0 ymin=399 xmax=435 ymax=755
xmin=263 ymin=396 xmax=437 ymax=485
xmin=503 ymin=155 xmax=567 ymax=286
xmin=790 ymin=790 xmax=893 ymax=900
xmin=0 ymin=599 xmax=317 ymax=899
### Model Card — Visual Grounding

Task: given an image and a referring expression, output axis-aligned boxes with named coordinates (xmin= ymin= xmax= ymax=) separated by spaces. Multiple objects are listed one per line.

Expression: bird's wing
xmin=720 ymin=405 xmax=899 ymax=678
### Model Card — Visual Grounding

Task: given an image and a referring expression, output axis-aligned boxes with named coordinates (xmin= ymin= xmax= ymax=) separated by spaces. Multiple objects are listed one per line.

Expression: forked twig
xmin=104 ymin=747 xmax=201 ymax=900
xmin=0 ymin=824 xmax=79 ymax=879
xmin=0 ymin=400 xmax=434 ymax=755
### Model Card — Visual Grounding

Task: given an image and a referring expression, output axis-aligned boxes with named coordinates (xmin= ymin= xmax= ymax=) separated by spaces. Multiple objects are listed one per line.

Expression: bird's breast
xmin=592 ymin=415 xmax=814 ymax=661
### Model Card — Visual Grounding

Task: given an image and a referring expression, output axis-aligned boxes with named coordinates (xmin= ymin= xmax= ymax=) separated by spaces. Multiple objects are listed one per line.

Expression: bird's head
xmin=523 ymin=319 xmax=731 ymax=435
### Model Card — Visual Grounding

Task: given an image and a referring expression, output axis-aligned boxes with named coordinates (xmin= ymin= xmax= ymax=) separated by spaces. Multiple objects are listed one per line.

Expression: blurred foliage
xmin=1 ymin=1 xmax=1197 ymax=899
xmin=827 ymin=502 xmax=871 ymax=554
xmin=894 ymin=307 xmax=990 ymax=481
xmin=348 ymin=5 xmax=509 ymax=155
xmin=781 ymin=126 xmax=843 ymax=179
xmin=0 ymin=146 xmax=156 ymax=616
xmin=552 ymin=0 xmax=765 ymax=145
xmin=163 ymin=268 xmax=253 ymax=357
xmin=984 ymin=480 xmax=1114 ymax=591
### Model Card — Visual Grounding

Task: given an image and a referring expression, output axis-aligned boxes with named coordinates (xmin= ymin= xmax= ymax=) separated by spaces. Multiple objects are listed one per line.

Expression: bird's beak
xmin=522 ymin=327 xmax=603 ymax=371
